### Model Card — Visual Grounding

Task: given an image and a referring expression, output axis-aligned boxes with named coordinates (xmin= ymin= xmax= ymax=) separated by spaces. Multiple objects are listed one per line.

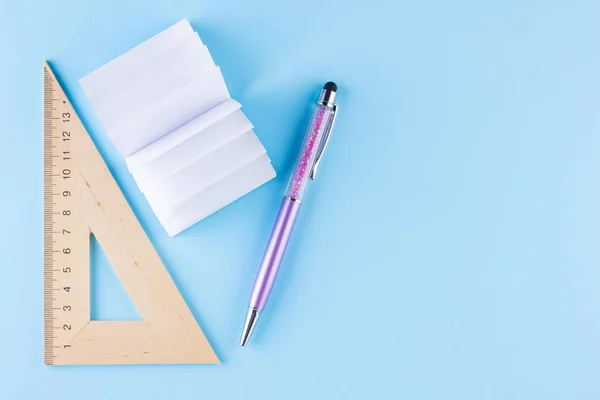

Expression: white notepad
xmin=80 ymin=19 xmax=276 ymax=236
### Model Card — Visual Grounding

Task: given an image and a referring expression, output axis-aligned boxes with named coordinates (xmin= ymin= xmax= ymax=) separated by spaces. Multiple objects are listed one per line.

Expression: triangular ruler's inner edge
xmin=90 ymin=233 xmax=141 ymax=321
xmin=43 ymin=62 xmax=218 ymax=365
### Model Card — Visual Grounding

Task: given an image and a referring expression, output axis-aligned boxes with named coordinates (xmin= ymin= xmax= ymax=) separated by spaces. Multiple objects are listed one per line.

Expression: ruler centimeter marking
xmin=43 ymin=65 xmax=79 ymax=365
xmin=43 ymin=67 xmax=55 ymax=364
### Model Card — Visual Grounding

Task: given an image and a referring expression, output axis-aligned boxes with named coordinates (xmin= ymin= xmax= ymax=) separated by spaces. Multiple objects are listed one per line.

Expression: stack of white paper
xmin=79 ymin=20 xmax=276 ymax=236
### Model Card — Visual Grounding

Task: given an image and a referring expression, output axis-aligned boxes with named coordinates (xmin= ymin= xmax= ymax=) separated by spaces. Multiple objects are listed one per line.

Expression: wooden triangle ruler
xmin=43 ymin=62 xmax=219 ymax=365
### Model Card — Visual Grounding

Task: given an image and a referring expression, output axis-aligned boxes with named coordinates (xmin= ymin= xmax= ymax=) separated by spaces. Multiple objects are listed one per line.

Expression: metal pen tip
xmin=240 ymin=307 xmax=261 ymax=346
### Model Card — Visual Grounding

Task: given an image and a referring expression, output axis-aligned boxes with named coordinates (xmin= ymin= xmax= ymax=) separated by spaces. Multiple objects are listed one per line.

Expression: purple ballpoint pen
xmin=240 ymin=82 xmax=339 ymax=346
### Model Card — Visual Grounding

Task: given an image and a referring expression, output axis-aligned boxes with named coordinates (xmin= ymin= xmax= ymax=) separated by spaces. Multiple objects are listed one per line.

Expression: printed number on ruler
xmin=52 ymin=94 xmax=75 ymax=350
xmin=57 ymin=106 xmax=74 ymax=341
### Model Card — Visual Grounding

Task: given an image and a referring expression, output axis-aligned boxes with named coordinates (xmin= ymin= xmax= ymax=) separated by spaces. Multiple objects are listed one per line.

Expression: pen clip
xmin=310 ymin=104 xmax=338 ymax=180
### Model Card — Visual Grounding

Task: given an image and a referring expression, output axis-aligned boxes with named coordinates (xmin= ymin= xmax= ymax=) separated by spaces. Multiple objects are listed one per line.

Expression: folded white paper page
xmin=79 ymin=19 xmax=277 ymax=235
xmin=126 ymin=98 xmax=243 ymax=170
xmin=127 ymin=109 xmax=253 ymax=178
xmin=86 ymin=35 xmax=214 ymax=126
xmin=159 ymin=155 xmax=276 ymax=236
xmin=84 ymin=32 xmax=207 ymax=107
xmin=135 ymin=130 xmax=267 ymax=210
xmin=107 ymin=70 xmax=231 ymax=157
xmin=80 ymin=20 xmax=194 ymax=101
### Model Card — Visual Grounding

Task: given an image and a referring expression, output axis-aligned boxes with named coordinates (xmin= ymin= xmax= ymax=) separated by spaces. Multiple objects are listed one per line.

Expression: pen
xmin=240 ymin=82 xmax=339 ymax=346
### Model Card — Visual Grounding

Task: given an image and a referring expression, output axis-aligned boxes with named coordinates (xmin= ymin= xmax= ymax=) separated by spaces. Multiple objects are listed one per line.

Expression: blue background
xmin=1 ymin=0 xmax=600 ymax=399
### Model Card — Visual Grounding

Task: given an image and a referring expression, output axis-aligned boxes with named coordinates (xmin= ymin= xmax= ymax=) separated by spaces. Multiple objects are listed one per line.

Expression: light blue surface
xmin=1 ymin=0 xmax=600 ymax=398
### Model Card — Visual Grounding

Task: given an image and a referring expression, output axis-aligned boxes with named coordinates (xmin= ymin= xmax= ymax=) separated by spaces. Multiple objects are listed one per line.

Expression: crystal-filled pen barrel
xmin=285 ymin=104 xmax=336 ymax=201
